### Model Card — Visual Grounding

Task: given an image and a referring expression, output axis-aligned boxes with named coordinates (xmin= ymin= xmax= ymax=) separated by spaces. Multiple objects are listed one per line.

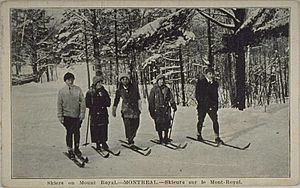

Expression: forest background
xmin=11 ymin=8 xmax=289 ymax=111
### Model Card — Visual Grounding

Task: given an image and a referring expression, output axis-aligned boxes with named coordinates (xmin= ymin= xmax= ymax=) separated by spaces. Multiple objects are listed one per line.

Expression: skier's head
xmin=156 ymin=74 xmax=165 ymax=86
xmin=92 ymin=76 xmax=104 ymax=89
xmin=204 ymin=67 xmax=214 ymax=80
xmin=63 ymin=72 xmax=75 ymax=86
xmin=119 ymin=73 xmax=130 ymax=86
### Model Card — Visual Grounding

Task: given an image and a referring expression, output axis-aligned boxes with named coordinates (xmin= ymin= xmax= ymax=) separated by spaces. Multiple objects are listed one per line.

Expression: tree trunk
xmin=143 ymin=71 xmax=149 ymax=99
xmin=46 ymin=65 xmax=50 ymax=82
xmin=263 ymin=48 xmax=267 ymax=111
xmin=179 ymin=45 xmax=186 ymax=106
xmin=284 ymin=59 xmax=288 ymax=97
xmin=174 ymin=81 xmax=180 ymax=105
xmin=207 ymin=9 xmax=213 ymax=66
xmin=226 ymin=53 xmax=235 ymax=107
xmin=91 ymin=9 xmax=101 ymax=77
xmin=233 ymin=8 xmax=246 ymax=110
xmin=114 ymin=9 xmax=119 ymax=86
xmin=109 ymin=60 xmax=113 ymax=85
xmin=235 ymin=48 xmax=246 ymax=110
xmin=83 ymin=18 xmax=91 ymax=88
xmin=267 ymin=64 xmax=274 ymax=105
xmin=278 ymin=54 xmax=285 ymax=103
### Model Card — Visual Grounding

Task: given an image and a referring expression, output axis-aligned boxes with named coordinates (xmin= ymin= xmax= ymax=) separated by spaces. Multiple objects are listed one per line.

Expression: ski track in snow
xmin=11 ymin=64 xmax=289 ymax=178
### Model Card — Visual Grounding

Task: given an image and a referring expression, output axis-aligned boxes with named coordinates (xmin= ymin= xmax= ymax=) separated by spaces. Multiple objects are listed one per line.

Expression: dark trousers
xmin=197 ymin=108 xmax=219 ymax=137
xmin=122 ymin=117 xmax=140 ymax=143
xmin=90 ymin=123 xmax=108 ymax=144
xmin=63 ymin=116 xmax=81 ymax=149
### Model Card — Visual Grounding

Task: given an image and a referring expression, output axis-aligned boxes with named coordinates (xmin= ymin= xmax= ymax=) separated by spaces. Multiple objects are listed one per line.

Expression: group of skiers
xmin=57 ymin=67 xmax=223 ymax=158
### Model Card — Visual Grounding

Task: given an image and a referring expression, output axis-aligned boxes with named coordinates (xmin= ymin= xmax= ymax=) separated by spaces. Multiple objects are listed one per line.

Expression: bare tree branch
xmin=217 ymin=8 xmax=241 ymax=24
xmin=235 ymin=8 xmax=266 ymax=34
xmin=71 ymin=10 xmax=94 ymax=27
xmin=196 ymin=9 xmax=236 ymax=30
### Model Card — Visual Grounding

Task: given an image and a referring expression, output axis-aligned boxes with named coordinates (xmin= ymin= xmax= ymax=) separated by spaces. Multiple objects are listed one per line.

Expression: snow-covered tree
xmin=11 ymin=9 xmax=55 ymax=81
xmin=197 ymin=8 xmax=289 ymax=110
xmin=121 ymin=9 xmax=195 ymax=53
xmin=54 ymin=9 xmax=88 ymax=67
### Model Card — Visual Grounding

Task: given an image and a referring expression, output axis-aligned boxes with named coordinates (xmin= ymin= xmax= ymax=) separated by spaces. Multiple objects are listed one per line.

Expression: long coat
xmin=113 ymin=83 xmax=141 ymax=119
xmin=86 ymin=86 xmax=111 ymax=125
xmin=195 ymin=77 xmax=219 ymax=111
xmin=148 ymin=84 xmax=176 ymax=131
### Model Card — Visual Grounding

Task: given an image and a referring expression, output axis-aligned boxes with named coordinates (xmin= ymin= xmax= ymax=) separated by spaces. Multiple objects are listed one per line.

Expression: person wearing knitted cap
xmin=85 ymin=75 xmax=111 ymax=150
xmin=112 ymin=72 xmax=142 ymax=146
xmin=57 ymin=72 xmax=86 ymax=159
xmin=195 ymin=67 xmax=223 ymax=145
xmin=148 ymin=74 xmax=177 ymax=144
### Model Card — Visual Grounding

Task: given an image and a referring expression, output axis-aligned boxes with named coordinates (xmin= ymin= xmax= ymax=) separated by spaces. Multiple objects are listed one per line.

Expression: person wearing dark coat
xmin=195 ymin=67 xmax=223 ymax=144
xmin=112 ymin=73 xmax=142 ymax=146
xmin=148 ymin=74 xmax=177 ymax=144
xmin=85 ymin=76 xmax=111 ymax=150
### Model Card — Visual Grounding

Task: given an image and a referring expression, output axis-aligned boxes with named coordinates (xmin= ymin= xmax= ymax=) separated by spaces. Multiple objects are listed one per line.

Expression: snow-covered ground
xmin=11 ymin=64 xmax=289 ymax=178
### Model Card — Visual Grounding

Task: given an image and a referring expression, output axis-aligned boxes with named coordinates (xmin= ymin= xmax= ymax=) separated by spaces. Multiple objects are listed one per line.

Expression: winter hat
xmin=119 ymin=73 xmax=130 ymax=82
xmin=92 ymin=76 xmax=104 ymax=86
xmin=63 ymin=72 xmax=75 ymax=81
xmin=156 ymin=74 xmax=165 ymax=83
xmin=204 ymin=67 xmax=215 ymax=75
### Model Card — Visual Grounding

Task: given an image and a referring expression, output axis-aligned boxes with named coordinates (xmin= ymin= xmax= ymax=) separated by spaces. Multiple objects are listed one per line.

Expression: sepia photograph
xmin=1 ymin=0 xmax=299 ymax=187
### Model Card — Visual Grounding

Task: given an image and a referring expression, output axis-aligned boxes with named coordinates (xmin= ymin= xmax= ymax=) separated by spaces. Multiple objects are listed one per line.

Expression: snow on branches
xmin=121 ymin=9 xmax=195 ymax=53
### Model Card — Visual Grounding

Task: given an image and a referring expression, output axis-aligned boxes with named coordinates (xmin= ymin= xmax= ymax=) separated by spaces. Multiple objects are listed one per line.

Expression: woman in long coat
xmin=148 ymin=74 xmax=177 ymax=144
xmin=86 ymin=76 xmax=111 ymax=150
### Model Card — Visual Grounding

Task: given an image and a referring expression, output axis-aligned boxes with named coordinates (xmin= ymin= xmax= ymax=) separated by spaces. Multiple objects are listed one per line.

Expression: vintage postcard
xmin=1 ymin=0 xmax=299 ymax=187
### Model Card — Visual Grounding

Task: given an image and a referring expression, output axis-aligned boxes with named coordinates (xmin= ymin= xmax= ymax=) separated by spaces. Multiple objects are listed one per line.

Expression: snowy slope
xmin=11 ymin=64 xmax=289 ymax=178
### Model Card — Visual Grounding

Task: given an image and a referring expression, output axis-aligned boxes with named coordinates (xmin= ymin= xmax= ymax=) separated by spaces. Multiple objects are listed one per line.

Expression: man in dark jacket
xmin=85 ymin=76 xmax=111 ymax=150
xmin=112 ymin=73 xmax=142 ymax=146
xmin=195 ymin=68 xmax=223 ymax=144
xmin=148 ymin=74 xmax=177 ymax=144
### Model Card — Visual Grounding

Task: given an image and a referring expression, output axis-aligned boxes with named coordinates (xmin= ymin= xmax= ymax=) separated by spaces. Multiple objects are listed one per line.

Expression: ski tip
xmin=144 ymin=149 xmax=151 ymax=156
xmin=80 ymin=162 xmax=85 ymax=168
xmin=244 ymin=143 xmax=251 ymax=149
xmin=181 ymin=143 xmax=188 ymax=149
xmin=115 ymin=151 xmax=121 ymax=156
xmin=104 ymin=153 xmax=110 ymax=158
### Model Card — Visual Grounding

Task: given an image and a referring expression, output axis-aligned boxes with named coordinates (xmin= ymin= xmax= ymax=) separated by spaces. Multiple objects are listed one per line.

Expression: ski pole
xmin=82 ymin=111 xmax=90 ymax=146
xmin=168 ymin=111 xmax=176 ymax=140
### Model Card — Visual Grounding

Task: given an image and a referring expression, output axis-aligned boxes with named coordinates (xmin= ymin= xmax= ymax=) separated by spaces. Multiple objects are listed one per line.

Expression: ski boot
xmin=102 ymin=142 xmax=109 ymax=151
xmin=127 ymin=139 xmax=135 ymax=148
xmin=158 ymin=131 xmax=164 ymax=144
xmin=164 ymin=137 xmax=173 ymax=144
xmin=68 ymin=149 xmax=75 ymax=159
xmin=96 ymin=143 xmax=101 ymax=150
xmin=215 ymin=137 xmax=224 ymax=145
xmin=197 ymin=135 xmax=204 ymax=142
xmin=74 ymin=147 xmax=82 ymax=157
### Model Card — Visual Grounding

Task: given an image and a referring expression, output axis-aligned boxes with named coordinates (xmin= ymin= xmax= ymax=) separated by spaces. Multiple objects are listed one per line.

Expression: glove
xmin=59 ymin=117 xmax=64 ymax=125
xmin=79 ymin=114 xmax=85 ymax=121
xmin=112 ymin=106 xmax=117 ymax=117
xmin=138 ymin=100 xmax=142 ymax=112
xmin=89 ymin=88 xmax=96 ymax=94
